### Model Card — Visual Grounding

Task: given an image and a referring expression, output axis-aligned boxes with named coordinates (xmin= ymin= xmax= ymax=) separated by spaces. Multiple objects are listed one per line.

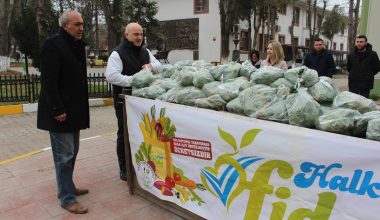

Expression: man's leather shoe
xmin=57 ymin=188 xmax=89 ymax=199
xmin=75 ymin=188 xmax=89 ymax=196
xmin=61 ymin=202 xmax=88 ymax=214
xmin=120 ymin=172 xmax=127 ymax=181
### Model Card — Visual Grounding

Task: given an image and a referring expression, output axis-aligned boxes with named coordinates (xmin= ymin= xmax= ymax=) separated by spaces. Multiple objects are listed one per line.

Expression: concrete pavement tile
xmin=8 ymin=189 xmax=34 ymax=208
xmin=82 ymin=179 xmax=129 ymax=203
xmin=0 ymin=177 xmax=24 ymax=195
xmin=27 ymin=180 xmax=57 ymax=201
xmin=98 ymin=192 xmax=149 ymax=219
xmin=120 ymin=201 xmax=184 ymax=220
xmin=0 ymin=208 xmax=23 ymax=220
xmin=18 ymin=202 xmax=52 ymax=220
xmin=0 ymin=195 xmax=15 ymax=213
xmin=38 ymin=194 xmax=65 ymax=217
xmin=0 ymin=166 xmax=12 ymax=180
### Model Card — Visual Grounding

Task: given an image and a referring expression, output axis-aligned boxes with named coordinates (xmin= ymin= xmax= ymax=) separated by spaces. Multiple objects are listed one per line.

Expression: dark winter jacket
xmin=347 ymin=43 xmax=380 ymax=91
xmin=37 ymin=28 xmax=89 ymax=132
xmin=112 ymin=39 xmax=150 ymax=102
xmin=303 ymin=48 xmax=336 ymax=77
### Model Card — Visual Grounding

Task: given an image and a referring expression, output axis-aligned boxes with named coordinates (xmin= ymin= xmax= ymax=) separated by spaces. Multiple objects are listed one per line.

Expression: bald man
xmin=106 ymin=23 xmax=161 ymax=181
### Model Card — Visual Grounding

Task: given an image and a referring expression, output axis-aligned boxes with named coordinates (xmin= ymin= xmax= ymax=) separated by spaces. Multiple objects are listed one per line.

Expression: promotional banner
xmin=126 ymin=96 xmax=380 ymax=220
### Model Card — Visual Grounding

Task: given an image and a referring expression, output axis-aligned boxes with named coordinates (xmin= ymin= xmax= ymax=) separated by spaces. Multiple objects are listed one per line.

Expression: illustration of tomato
xmin=161 ymin=185 xmax=173 ymax=196
xmin=165 ymin=176 xmax=175 ymax=188
xmin=153 ymin=181 xmax=167 ymax=190
xmin=160 ymin=134 xmax=169 ymax=141
xmin=173 ymin=173 xmax=181 ymax=181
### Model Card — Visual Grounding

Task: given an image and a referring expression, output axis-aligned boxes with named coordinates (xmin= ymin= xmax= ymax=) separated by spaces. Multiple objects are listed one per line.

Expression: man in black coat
xmin=37 ymin=10 xmax=89 ymax=214
xmin=347 ymin=35 xmax=380 ymax=98
xmin=105 ymin=23 xmax=161 ymax=181
xmin=303 ymin=38 xmax=336 ymax=77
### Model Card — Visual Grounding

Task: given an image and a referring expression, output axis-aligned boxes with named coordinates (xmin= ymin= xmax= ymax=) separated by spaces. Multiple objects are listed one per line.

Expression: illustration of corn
xmin=139 ymin=106 xmax=176 ymax=180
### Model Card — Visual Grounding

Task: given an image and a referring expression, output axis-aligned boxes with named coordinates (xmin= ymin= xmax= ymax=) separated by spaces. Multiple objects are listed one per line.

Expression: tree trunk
xmin=290 ymin=2 xmax=296 ymax=66
xmin=59 ymin=0 xmax=63 ymax=13
xmin=219 ymin=0 xmax=237 ymax=63
xmin=0 ymin=0 xmax=12 ymax=56
xmin=248 ymin=17 xmax=252 ymax=52
xmin=35 ymin=0 xmax=45 ymax=44
xmin=347 ymin=0 xmax=354 ymax=53
xmin=270 ymin=0 xmax=276 ymax=40
xmin=352 ymin=0 xmax=360 ymax=51
xmin=102 ymin=0 xmax=123 ymax=50
xmin=252 ymin=8 xmax=261 ymax=50
xmin=261 ymin=18 xmax=265 ymax=53
xmin=312 ymin=0 xmax=317 ymax=39
xmin=0 ymin=0 xmax=12 ymax=71
xmin=307 ymin=0 xmax=313 ymax=50
xmin=95 ymin=1 xmax=99 ymax=51
xmin=316 ymin=0 xmax=326 ymax=37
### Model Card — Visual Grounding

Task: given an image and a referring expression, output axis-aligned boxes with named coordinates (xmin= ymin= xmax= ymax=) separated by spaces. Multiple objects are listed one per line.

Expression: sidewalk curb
xmin=0 ymin=98 xmax=114 ymax=116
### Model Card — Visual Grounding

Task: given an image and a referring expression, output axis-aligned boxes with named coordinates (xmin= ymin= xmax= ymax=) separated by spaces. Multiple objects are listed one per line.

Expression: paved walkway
xmin=0 ymin=106 xmax=117 ymax=161
xmin=0 ymin=106 xmax=183 ymax=219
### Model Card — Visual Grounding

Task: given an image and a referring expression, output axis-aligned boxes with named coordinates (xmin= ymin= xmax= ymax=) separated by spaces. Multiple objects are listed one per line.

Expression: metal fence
xmin=0 ymin=73 xmax=112 ymax=103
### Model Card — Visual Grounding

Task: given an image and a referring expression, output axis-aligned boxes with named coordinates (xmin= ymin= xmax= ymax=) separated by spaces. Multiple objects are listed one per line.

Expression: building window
xmin=317 ymin=14 xmax=322 ymax=28
xmin=294 ymin=7 xmax=300 ymax=26
xmin=194 ymin=0 xmax=209 ymax=14
xmin=279 ymin=5 xmax=287 ymax=15
xmin=340 ymin=43 xmax=344 ymax=51
xmin=278 ymin=35 xmax=285 ymax=45
xmin=306 ymin=11 xmax=311 ymax=28
xmin=240 ymin=31 xmax=249 ymax=51
xmin=292 ymin=37 xmax=299 ymax=47
xmin=305 ymin=38 xmax=310 ymax=48
xmin=333 ymin=42 xmax=337 ymax=50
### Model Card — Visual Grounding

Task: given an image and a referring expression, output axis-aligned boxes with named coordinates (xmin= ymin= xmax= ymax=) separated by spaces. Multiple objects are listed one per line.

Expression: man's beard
xmin=357 ymin=45 xmax=366 ymax=51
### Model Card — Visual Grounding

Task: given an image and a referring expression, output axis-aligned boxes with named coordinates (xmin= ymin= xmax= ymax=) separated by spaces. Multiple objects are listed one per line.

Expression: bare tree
xmin=350 ymin=0 xmax=360 ymax=53
xmin=347 ymin=0 xmax=354 ymax=52
xmin=101 ymin=0 xmax=124 ymax=50
xmin=0 ymin=0 xmax=17 ymax=56
xmin=316 ymin=0 xmax=327 ymax=37
xmin=289 ymin=0 xmax=297 ymax=65
xmin=0 ymin=0 xmax=19 ymax=71
xmin=35 ymin=0 xmax=45 ymax=44
xmin=219 ymin=0 xmax=238 ymax=63
xmin=307 ymin=0 xmax=327 ymax=49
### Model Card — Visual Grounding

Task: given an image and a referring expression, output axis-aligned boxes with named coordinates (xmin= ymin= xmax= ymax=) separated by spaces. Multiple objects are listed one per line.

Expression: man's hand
xmin=142 ymin=64 xmax=153 ymax=70
xmin=54 ymin=113 xmax=67 ymax=122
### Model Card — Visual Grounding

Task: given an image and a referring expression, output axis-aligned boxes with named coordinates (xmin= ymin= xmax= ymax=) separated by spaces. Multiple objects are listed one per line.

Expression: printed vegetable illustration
xmin=136 ymin=105 xmax=206 ymax=206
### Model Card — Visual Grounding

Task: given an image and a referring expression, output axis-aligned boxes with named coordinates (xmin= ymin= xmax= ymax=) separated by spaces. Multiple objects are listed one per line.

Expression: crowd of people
xmin=36 ymin=9 xmax=380 ymax=214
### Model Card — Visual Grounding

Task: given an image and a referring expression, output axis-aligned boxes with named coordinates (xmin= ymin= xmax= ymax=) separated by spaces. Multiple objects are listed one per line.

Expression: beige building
xmin=154 ymin=0 xmax=348 ymax=63
xmin=361 ymin=0 xmax=380 ymax=52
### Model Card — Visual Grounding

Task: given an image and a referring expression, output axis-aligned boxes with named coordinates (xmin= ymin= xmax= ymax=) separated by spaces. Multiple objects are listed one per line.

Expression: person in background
xmin=347 ymin=35 xmax=380 ymax=98
xmin=37 ymin=10 xmax=89 ymax=214
xmin=106 ymin=23 xmax=161 ymax=181
xmin=249 ymin=50 xmax=261 ymax=68
xmin=303 ymin=37 xmax=336 ymax=77
xmin=261 ymin=40 xmax=288 ymax=71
